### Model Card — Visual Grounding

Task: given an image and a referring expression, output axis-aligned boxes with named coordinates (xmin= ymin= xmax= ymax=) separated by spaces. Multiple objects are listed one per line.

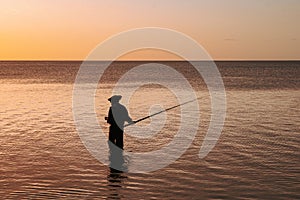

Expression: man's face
xmin=111 ymin=100 xmax=117 ymax=105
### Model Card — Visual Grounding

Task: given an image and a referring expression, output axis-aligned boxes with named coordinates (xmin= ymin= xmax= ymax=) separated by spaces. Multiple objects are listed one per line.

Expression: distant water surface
xmin=0 ymin=61 xmax=299 ymax=199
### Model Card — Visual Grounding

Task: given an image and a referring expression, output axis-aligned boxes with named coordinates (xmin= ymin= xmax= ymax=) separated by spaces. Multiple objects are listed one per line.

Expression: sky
xmin=0 ymin=0 xmax=299 ymax=60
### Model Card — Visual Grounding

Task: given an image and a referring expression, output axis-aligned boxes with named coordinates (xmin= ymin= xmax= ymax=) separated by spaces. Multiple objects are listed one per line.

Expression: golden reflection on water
xmin=0 ymin=61 xmax=299 ymax=199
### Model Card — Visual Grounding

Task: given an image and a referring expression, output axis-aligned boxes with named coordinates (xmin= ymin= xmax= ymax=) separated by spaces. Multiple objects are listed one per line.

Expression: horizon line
xmin=0 ymin=59 xmax=300 ymax=62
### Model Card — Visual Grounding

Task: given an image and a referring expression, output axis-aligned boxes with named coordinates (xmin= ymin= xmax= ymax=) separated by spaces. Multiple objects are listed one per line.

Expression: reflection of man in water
xmin=105 ymin=95 xmax=133 ymax=149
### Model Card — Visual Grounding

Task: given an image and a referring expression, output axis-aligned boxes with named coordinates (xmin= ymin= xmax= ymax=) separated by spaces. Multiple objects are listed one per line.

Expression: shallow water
xmin=0 ymin=61 xmax=299 ymax=199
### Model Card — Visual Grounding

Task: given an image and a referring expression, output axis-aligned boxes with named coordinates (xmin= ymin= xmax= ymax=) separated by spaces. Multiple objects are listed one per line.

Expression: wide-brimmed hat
xmin=108 ymin=95 xmax=122 ymax=102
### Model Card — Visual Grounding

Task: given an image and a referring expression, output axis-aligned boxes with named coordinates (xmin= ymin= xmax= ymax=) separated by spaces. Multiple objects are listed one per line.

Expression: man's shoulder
xmin=114 ymin=103 xmax=127 ymax=112
xmin=116 ymin=103 xmax=126 ymax=108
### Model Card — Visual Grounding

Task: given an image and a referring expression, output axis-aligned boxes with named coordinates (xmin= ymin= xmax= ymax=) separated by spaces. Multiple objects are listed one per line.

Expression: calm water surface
xmin=0 ymin=61 xmax=299 ymax=199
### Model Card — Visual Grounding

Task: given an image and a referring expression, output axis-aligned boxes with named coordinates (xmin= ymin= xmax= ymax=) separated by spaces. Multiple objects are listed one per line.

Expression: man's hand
xmin=125 ymin=120 xmax=136 ymax=127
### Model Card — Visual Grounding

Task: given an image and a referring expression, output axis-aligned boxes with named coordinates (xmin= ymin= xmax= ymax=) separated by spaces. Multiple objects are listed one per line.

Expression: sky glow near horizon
xmin=0 ymin=0 xmax=299 ymax=60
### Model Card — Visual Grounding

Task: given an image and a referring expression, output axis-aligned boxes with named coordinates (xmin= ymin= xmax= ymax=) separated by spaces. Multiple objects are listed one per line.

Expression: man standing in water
xmin=105 ymin=95 xmax=133 ymax=149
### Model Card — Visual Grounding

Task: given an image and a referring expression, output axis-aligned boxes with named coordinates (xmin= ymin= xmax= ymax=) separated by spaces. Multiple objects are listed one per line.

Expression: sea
xmin=0 ymin=61 xmax=299 ymax=199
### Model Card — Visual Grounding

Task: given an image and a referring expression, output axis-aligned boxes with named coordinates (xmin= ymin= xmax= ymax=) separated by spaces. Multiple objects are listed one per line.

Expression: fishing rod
xmin=124 ymin=97 xmax=201 ymax=127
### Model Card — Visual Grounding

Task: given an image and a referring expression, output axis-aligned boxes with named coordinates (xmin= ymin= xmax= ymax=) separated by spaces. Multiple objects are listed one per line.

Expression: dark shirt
xmin=107 ymin=103 xmax=132 ymax=130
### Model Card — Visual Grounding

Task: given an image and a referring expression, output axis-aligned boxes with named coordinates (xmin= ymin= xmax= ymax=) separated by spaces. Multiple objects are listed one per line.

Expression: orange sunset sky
xmin=0 ymin=0 xmax=299 ymax=60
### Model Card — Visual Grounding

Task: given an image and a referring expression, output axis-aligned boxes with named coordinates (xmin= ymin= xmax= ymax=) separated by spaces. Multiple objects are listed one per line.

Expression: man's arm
xmin=123 ymin=106 xmax=133 ymax=123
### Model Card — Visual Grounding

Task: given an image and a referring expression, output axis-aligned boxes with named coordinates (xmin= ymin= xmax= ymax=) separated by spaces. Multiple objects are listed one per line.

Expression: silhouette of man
xmin=105 ymin=95 xmax=133 ymax=149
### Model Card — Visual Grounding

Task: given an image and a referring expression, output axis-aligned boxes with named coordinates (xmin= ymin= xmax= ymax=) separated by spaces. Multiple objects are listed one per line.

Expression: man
xmin=105 ymin=95 xmax=133 ymax=149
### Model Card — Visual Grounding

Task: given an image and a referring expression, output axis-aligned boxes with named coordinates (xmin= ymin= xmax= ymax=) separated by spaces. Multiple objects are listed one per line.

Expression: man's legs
xmin=109 ymin=126 xmax=123 ymax=149
xmin=109 ymin=126 xmax=117 ymax=144
xmin=116 ymin=132 xmax=124 ymax=150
